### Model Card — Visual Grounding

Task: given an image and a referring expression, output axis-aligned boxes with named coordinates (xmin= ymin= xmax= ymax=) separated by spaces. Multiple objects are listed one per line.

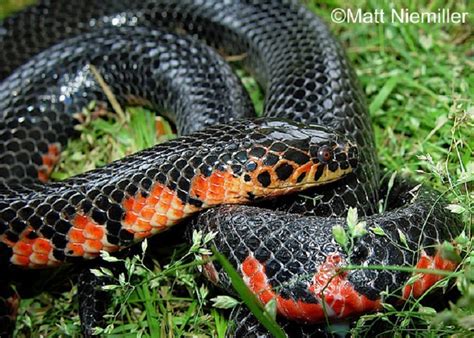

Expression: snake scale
xmin=0 ymin=0 xmax=462 ymax=336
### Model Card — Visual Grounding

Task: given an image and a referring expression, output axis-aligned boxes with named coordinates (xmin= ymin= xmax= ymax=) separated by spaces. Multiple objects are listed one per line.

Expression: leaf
xmin=381 ymin=303 xmax=396 ymax=312
xmin=445 ymin=204 xmax=466 ymax=214
xmin=191 ymin=230 xmax=203 ymax=250
xmin=369 ymin=77 xmax=399 ymax=114
xmin=346 ymin=207 xmax=358 ymax=229
xmin=370 ymin=226 xmax=386 ymax=236
xmin=90 ymin=269 xmax=104 ymax=278
xmin=352 ymin=221 xmax=367 ymax=238
xmin=211 ymin=295 xmax=240 ymax=309
xmin=400 ymin=317 xmax=410 ymax=328
xmin=418 ymin=306 xmax=437 ymax=316
xmin=387 ymin=171 xmax=397 ymax=191
xmin=264 ymin=298 xmax=278 ymax=321
xmin=141 ymin=239 xmax=148 ymax=253
xmin=99 ymin=267 xmax=114 ymax=277
xmin=405 ymin=274 xmax=422 ymax=286
xmin=101 ymin=251 xmax=120 ymax=263
xmin=440 ymin=241 xmax=462 ymax=263
xmin=454 ymin=231 xmax=468 ymax=245
xmin=204 ymin=231 xmax=217 ymax=244
xmin=397 ymin=229 xmax=409 ymax=247
xmin=118 ymin=273 xmax=126 ymax=286
xmin=332 ymin=225 xmax=348 ymax=251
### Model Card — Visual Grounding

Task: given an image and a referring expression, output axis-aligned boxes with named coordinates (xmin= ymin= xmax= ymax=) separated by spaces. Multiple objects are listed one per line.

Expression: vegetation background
xmin=0 ymin=0 xmax=472 ymax=336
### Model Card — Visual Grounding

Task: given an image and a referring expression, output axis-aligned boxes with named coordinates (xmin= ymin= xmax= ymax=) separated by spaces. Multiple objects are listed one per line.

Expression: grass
xmin=1 ymin=0 xmax=472 ymax=336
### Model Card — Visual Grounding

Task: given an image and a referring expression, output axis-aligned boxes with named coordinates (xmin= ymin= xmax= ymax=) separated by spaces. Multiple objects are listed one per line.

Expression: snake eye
xmin=317 ymin=146 xmax=333 ymax=163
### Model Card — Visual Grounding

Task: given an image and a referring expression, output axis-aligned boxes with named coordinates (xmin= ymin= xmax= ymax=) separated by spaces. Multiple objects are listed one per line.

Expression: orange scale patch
xmin=68 ymin=228 xmax=86 ymax=243
xmin=32 ymin=238 xmax=53 ymax=255
xmin=30 ymin=252 xmax=50 ymax=266
xmin=83 ymin=223 xmax=105 ymax=241
xmin=190 ymin=171 xmax=240 ymax=205
xmin=241 ymin=255 xmax=260 ymax=276
xmin=124 ymin=212 xmax=138 ymax=226
xmin=121 ymin=183 xmax=192 ymax=241
xmin=131 ymin=195 xmax=147 ymax=213
xmin=131 ymin=218 xmax=153 ymax=233
xmin=12 ymin=241 xmax=33 ymax=256
xmin=74 ymin=214 xmax=89 ymax=229
xmin=167 ymin=207 xmax=184 ymax=220
xmin=190 ymin=175 xmax=208 ymax=200
xmin=241 ymin=256 xmax=325 ymax=322
xmin=151 ymin=214 xmax=169 ymax=227
xmin=140 ymin=206 xmax=156 ymax=220
xmin=276 ymin=296 xmax=305 ymax=320
xmin=83 ymin=239 xmax=103 ymax=253
xmin=123 ymin=198 xmax=135 ymax=212
xmin=292 ymin=162 xmax=313 ymax=180
xmin=11 ymin=254 xmax=30 ymax=267
xmin=133 ymin=231 xmax=152 ymax=240
xmin=66 ymin=243 xmax=85 ymax=257
xmin=68 ymin=213 xmax=109 ymax=258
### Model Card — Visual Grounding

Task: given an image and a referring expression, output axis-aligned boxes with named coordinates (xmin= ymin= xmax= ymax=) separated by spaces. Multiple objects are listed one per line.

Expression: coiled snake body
xmin=0 ymin=1 xmax=461 ymax=336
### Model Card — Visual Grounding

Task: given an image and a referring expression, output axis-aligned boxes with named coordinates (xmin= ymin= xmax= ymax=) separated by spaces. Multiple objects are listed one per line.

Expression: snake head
xmin=196 ymin=118 xmax=358 ymax=204
xmin=245 ymin=119 xmax=357 ymax=195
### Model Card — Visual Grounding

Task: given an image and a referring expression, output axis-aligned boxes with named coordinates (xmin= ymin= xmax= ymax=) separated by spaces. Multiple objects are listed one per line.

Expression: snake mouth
xmin=261 ymin=164 xmax=354 ymax=194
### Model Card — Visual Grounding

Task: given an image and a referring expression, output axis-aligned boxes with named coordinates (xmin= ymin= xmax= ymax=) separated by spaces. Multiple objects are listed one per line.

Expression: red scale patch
xmin=241 ymin=254 xmax=381 ymax=323
xmin=402 ymin=250 xmax=457 ymax=299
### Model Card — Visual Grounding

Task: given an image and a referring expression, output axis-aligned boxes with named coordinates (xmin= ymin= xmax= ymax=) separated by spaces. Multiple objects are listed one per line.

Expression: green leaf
xmin=264 ymin=298 xmax=278 ymax=322
xmin=418 ymin=306 xmax=437 ymax=316
xmin=90 ymin=268 xmax=104 ymax=278
xmin=211 ymin=295 xmax=240 ymax=309
xmin=333 ymin=225 xmax=348 ymax=251
xmin=445 ymin=204 xmax=466 ymax=214
xmin=405 ymin=274 xmax=422 ymax=286
xmin=370 ymin=226 xmax=386 ymax=236
xmin=455 ymin=231 xmax=468 ymax=245
xmin=397 ymin=229 xmax=409 ymax=247
xmin=352 ymin=221 xmax=367 ymax=238
xmin=141 ymin=239 xmax=148 ymax=253
xmin=346 ymin=207 xmax=358 ymax=229
xmin=381 ymin=303 xmax=396 ymax=312
xmin=440 ymin=241 xmax=462 ymax=263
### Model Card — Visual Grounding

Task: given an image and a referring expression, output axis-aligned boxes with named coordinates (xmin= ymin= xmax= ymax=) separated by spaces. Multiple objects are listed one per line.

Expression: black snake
xmin=0 ymin=0 xmax=462 ymax=336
